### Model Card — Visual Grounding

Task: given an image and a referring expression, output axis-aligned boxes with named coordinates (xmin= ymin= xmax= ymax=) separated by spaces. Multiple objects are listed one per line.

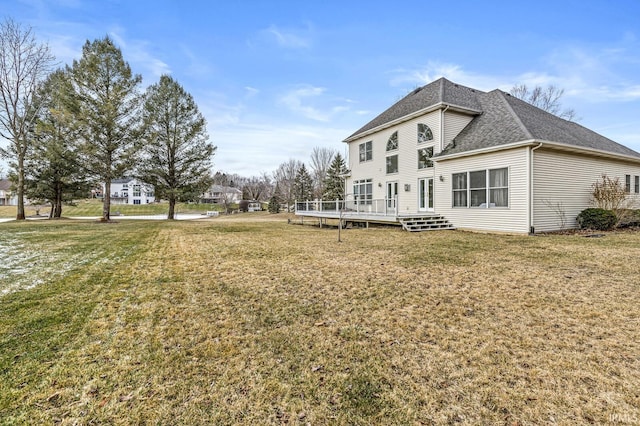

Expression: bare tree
xmin=510 ymin=84 xmax=576 ymax=121
xmin=0 ymin=18 xmax=55 ymax=220
xmin=309 ymin=146 xmax=336 ymax=198
xmin=273 ymin=158 xmax=302 ymax=211
xmin=242 ymin=172 xmax=272 ymax=201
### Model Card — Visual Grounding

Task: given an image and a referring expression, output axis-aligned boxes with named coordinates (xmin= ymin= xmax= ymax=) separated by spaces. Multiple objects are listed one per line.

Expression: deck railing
xmin=295 ymin=196 xmax=397 ymax=216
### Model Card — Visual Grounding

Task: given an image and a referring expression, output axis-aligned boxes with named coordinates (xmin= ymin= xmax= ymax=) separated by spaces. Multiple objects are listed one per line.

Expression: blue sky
xmin=2 ymin=0 xmax=640 ymax=176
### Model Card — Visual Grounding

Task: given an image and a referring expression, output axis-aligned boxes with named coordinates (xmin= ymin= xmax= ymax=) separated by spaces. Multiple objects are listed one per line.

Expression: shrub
xmin=590 ymin=174 xmax=633 ymax=225
xmin=576 ymin=208 xmax=617 ymax=231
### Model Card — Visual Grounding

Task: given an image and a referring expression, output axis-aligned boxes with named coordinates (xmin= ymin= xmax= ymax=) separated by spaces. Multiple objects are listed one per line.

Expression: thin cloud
xmin=109 ymin=27 xmax=171 ymax=80
xmin=264 ymin=24 xmax=311 ymax=49
xmin=244 ymin=86 xmax=260 ymax=98
xmin=211 ymin=122 xmax=348 ymax=175
xmin=278 ymin=85 xmax=356 ymax=122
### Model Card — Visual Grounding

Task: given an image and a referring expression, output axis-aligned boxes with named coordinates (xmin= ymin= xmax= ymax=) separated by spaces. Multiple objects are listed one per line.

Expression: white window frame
xmin=452 ymin=167 xmax=509 ymax=208
xmin=418 ymin=123 xmax=433 ymax=143
xmin=418 ymin=146 xmax=434 ymax=169
xmin=386 ymin=154 xmax=399 ymax=174
xmin=386 ymin=131 xmax=398 ymax=151
xmin=353 ymin=179 xmax=373 ymax=205
xmin=359 ymin=141 xmax=372 ymax=163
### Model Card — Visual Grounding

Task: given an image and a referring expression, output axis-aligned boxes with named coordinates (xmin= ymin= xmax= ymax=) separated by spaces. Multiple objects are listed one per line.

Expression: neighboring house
xmin=0 ymin=179 xmax=15 ymax=206
xmin=201 ymin=185 xmax=242 ymax=204
xmin=296 ymin=78 xmax=640 ymax=233
xmin=103 ymin=177 xmax=155 ymax=205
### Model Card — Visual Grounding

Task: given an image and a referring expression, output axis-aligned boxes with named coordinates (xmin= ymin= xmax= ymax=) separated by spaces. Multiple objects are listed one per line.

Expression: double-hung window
xmin=635 ymin=176 xmax=640 ymax=194
xmin=625 ymin=175 xmax=631 ymax=193
xmin=469 ymin=170 xmax=487 ymax=207
xmin=452 ymin=173 xmax=468 ymax=207
xmin=359 ymin=141 xmax=372 ymax=162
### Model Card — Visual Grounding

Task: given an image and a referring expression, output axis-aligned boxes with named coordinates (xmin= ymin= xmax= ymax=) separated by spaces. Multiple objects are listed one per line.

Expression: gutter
xmin=434 ymin=139 xmax=640 ymax=164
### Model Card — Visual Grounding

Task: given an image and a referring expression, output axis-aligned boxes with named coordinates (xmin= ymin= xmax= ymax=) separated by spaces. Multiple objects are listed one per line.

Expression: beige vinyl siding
xmin=436 ymin=147 xmax=530 ymax=233
xmin=346 ymin=111 xmax=442 ymax=212
xmin=443 ymin=111 xmax=474 ymax=150
xmin=532 ymin=149 xmax=640 ymax=232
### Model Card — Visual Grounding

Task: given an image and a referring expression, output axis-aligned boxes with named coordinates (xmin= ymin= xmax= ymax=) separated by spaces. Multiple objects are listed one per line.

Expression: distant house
xmin=103 ymin=177 xmax=155 ymax=205
xmin=201 ymin=185 xmax=242 ymax=204
xmin=296 ymin=77 xmax=640 ymax=233
xmin=0 ymin=179 xmax=15 ymax=206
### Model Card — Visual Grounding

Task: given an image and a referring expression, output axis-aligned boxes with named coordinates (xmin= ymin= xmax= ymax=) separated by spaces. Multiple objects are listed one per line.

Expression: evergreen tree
xmin=293 ymin=164 xmax=314 ymax=201
xmin=138 ymin=75 xmax=215 ymax=219
xmin=69 ymin=36 xmax=142 ymax=221
xmin=268 ymin=183 xmax=282 ymax=213
xmin=323 ymin=153 xmax=347 ymax=200
xmin=24 ymin=69 xmax=89 ymax=218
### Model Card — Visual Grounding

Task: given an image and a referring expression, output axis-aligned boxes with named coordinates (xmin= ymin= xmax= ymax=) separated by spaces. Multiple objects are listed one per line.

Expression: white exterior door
xmin=386 ymin=181 xmax=398 ymax=213
xmin=418 ymin=178 xmax=434 ymax=212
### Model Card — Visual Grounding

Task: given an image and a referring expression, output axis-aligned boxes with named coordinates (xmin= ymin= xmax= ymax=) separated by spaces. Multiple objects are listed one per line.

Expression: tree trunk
xmin=49 ymin=202 xmax=54 ymax=219
xmin=103 ymin=180 xmax=111 ymax=221
xmin=16 ymin=157 xmax=25 ymax=220
xmin=54 ymin=186 xmax=63 ymax=218
xmin=168 ymin=196 xmax=175 ymax=220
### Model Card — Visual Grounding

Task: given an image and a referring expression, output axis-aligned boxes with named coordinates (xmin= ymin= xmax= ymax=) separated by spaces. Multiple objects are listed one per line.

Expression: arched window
xmin=386 ymin=131 xmax=398 ymax=151
xmin=418 ymin=123 xmax=433 ymax=143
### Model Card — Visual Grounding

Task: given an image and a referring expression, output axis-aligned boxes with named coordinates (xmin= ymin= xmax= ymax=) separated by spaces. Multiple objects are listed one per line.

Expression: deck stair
xmin=399 ymin=215 xmax=455 ymax=232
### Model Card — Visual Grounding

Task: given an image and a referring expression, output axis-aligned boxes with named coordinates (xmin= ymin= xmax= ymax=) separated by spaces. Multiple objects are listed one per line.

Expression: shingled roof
xmin=439 ymin=89 xmax=640 ymax=159
xmin=0 ymin=179 xmax=12 ymax=192
xmin=345 ymin=77 xmax=640 ymax=160
xmin=345 ymin=78 xmax=483 ymax=141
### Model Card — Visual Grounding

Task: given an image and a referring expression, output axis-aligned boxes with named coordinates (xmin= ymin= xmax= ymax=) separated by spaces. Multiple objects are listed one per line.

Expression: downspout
xmin=529 ymin=143 xmax=543 ymax=234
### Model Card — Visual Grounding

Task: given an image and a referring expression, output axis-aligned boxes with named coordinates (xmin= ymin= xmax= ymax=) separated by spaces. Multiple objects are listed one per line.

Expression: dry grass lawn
xmin=0 ymin=214 xmax=639 ymax=425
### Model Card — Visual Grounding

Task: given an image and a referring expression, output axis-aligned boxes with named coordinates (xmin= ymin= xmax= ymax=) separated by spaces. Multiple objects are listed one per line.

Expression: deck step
xmin=399 ymin=216 xmax=455 ymax=232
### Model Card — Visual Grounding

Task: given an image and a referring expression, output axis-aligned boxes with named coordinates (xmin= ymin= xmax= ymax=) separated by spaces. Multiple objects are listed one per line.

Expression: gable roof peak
xmin=344 ymin=78 xmax=483 ymax=141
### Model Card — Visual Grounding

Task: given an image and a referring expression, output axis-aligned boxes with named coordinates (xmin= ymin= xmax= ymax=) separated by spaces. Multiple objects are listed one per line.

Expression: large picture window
xmin=386 ymin=131 xmax=398 ymax=151
xmin=359 ymin=141 xmax=372 ymax=162
xmin=452 ymin=168 xmax=509 ymax=208
xmin=353 ymin=179 xmax=373 ymax=204
xmin=418 ymin=146 xmax=434 ymax=169
xmin=418 ymin=123 xmax=433 ymax=143
xmin=386 ymin=154 xmax=398 ymax=174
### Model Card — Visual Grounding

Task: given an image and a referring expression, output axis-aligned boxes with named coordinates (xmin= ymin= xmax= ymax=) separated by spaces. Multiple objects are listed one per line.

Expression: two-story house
xmin=0 ymin=179 xmax=15 ymax=206
xmin=105 ymin=177 xmax=155 ymax=205
xmin=201 ymin=185 xmax=242 ymax=204
xmin=296 ymin=78 xmax=640 ymax=233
